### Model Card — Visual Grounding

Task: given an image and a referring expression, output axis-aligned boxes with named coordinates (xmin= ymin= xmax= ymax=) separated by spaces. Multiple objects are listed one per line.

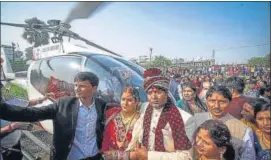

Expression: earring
xmin=135 ymin=102 xmax=139 ymax=110
xmin=220 ymin=152 xmax=224 ymax=160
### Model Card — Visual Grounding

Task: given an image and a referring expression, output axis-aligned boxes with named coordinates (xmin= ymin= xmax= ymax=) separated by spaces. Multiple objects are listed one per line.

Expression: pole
xmin=12 ymin=42 xmax=15 ymax=62
xmin=149 ymin=47 xmax=153 ymax=62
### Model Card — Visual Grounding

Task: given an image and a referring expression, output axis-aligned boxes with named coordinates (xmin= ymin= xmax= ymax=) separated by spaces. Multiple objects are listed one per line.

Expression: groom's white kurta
xmin=126 ymin=102 xmax=193 ymax=160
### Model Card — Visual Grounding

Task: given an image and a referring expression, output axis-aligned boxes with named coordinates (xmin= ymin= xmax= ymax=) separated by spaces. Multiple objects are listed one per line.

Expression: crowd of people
xmin=166 ymin=64 xmax=270 ymax=78
xmin=1 ymin=63 xmax=270 ymax=160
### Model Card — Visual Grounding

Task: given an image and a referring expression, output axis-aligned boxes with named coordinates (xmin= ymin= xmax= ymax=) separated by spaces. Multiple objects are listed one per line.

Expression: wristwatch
xmin=37 ymin=98 xmax=43 ymax=104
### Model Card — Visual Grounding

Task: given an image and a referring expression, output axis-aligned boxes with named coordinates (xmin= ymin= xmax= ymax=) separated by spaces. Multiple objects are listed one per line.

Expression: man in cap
xmin=126 ymin=68 xmax=192 ymax=160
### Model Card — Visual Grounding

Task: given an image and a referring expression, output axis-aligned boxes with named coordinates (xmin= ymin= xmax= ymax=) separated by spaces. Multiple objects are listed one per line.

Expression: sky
xmin=1 ymin=2 xmax=270 ymax=64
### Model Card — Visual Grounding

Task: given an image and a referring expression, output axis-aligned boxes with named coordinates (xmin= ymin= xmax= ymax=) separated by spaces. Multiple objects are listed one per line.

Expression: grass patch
xmin=1 ymin=82 xmax=28 ymax=101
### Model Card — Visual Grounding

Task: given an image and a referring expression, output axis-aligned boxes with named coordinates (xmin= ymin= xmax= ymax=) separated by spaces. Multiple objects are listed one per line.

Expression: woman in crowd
xmin=191 ymin=76 xmax=201 ymax=94
xmin=204 ymin=75 xmax=212 ymax=83
xmin=199 ymin=80 xmax=212 ymax=103
xmin=192 ymin=119 xmax=235 ymax=160
xmin=177 ymin=82 xmax=207 ymax=115
xmin=101 ymin=87 xmax=140 ymax=160
xmin=251 ymin=99 xmax=271 ymax=160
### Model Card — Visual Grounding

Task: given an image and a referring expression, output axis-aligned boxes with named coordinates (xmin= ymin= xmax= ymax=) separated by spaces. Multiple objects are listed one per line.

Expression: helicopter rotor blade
xmin=57 ymin=26 xmax=122 ymax=57
xmin=1 ymin=22 xmax=52 ymax=31
xmin=63 ymin=2 xmax=121 ymax=57
xmin=75 ymin=35 xmax=122 ymax=57
xmin=0 ymin=22 xmax=29 ymax=28
xmin=83 ymin=39 xmax=122 ymax=57
xmin=64 ymin=2 xmax=104 ymax=24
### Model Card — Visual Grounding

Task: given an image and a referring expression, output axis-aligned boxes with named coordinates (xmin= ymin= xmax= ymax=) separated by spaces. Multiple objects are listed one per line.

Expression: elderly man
xmin=185 ymin=85 xmax=256 ymax=160
xmin=126 ymin=68 xmax=193 ymax=160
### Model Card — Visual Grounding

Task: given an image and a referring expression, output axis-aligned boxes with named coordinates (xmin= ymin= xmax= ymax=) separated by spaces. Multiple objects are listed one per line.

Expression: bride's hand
xmin=103 ymin=150 xmax=115 ymax=160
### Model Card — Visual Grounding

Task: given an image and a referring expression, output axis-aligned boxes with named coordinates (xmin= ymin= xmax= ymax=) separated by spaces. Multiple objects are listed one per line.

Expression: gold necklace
xmin=120 ymin=112 xmax=136 ymax=127
xmin=117 ymin=111 xmax=136 ymax=147
xmin=262 ymin=133 xmax=271 ymax=149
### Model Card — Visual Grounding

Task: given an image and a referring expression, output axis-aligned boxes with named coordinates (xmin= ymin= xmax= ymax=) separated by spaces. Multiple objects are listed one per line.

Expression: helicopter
xmin=1 ymin=2 xmax=176 ymax=134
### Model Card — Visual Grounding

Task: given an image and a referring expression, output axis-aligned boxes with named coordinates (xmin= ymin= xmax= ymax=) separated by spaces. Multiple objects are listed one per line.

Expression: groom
xmin=127 ymin=68 xmax=192 ymax=160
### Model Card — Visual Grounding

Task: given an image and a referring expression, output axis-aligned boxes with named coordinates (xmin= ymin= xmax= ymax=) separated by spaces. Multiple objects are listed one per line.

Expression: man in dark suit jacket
xmin=1 ymin=72 xmax=107 ymax=160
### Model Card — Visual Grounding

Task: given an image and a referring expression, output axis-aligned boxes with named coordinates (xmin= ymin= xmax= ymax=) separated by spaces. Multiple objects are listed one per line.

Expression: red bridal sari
xmin=101 ymin=107 xmax=139 ymax=160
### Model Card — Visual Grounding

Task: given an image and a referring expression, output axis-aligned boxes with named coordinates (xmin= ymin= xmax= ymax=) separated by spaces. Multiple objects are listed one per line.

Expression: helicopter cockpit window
xmin=113 ymin=57 xmax=144 ymax=76
xmin=85 ymin=58 xmax=122 ymax=103
xmin=39 ymin=56 xmax=82 ymax=99
xmin=85 ymin=54 xmax=147 ymax=103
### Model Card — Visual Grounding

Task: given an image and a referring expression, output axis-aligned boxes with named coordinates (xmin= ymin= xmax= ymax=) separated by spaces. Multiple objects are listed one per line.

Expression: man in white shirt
xmin=126 ymin=68 xmax=192 ymax=160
